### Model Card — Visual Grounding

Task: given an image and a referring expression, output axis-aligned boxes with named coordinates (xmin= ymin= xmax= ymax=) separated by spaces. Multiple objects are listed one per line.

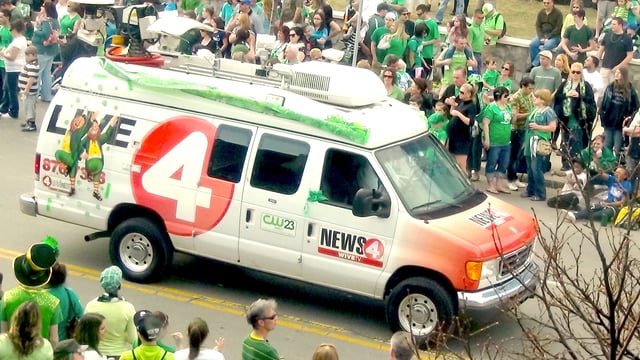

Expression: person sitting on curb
xmin=563 ymin=166 xmax=632 ymax=225
xmin=547 ymin=158 xmax=588 ymax=211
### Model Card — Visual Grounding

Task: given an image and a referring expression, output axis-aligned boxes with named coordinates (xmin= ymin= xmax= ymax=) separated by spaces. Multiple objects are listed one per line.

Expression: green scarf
xmin=562 ymin=79 xmax=587 ymax=122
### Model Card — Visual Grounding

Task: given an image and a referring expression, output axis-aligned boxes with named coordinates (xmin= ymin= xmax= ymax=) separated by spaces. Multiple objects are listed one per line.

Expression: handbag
xmin=64 ymin=288 xmax=80 ymax=338
xmin=377 ymin=34 xmax=392 ymax=50
xmin=535 ymin=137 xmax=552 ymax=156
xmin=43 ymin=20 xmax=59 ymax=46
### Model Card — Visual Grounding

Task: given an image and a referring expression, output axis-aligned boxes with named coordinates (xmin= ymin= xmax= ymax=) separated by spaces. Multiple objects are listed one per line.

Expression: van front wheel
xmin=385 ymin=278 xmax=455 ymax=337
xmin=110 ymin=218 xmax=172 ymax=283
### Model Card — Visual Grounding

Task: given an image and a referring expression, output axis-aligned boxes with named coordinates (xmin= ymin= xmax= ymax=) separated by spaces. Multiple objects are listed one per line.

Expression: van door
xmin=238 ymin=130 xmax=311 ymax=279
xmin=193 ymin=122 xmax=256 ymax=263
xmin=302 ymin=146 xmax=399 ymax=295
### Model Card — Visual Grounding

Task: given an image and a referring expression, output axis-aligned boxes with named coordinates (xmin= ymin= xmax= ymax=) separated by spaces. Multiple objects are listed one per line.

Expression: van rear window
xmin=250 ymin=134 xmax=309 ymax=195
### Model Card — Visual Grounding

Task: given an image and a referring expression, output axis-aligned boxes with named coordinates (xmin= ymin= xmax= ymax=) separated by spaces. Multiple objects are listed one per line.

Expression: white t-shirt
xmin=4 ymin=35 xmax=26 ymax=73
xmin=582 ymin=68 xmax=604 ymax=103
xmin=174 ymin=348 xmax=225 ymax=360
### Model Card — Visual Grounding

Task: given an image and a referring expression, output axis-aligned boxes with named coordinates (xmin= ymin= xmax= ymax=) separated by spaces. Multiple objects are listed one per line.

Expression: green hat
xmin=13 ymin=237 xmax=59 ymax=288
xmin=99 ymin=266 xmax=122 ymax=293
xmin=467 ymin=74 xmax=482 ymax=84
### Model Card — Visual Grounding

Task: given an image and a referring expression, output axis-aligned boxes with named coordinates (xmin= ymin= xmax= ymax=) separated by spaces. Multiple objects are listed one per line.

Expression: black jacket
xmin=553 ymin=79 xmax=597 ymax=130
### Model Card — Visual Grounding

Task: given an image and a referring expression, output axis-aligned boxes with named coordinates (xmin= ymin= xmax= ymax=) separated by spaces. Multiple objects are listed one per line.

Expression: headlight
xmin=466 ymin=258 xmax=500 ymax=281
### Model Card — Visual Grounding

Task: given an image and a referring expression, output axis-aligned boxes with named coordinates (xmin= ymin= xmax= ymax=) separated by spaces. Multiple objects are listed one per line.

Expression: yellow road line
xmin=0 ymin=247 xmax=443 ymax=359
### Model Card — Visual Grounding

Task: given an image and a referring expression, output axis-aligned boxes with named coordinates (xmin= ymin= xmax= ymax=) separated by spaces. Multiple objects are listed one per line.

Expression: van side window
xmin=250 ymin=134 xmax=309 ymax=194
xmin=320 ymin=149 xmax=381 ymax=207
xmin=207 ymin=125 xmax=252 ymax=183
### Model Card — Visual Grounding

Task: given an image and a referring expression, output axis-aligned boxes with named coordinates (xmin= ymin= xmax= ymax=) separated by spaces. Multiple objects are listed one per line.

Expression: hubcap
xmin=119 ymin=232 xmax=154 ymax=273
xmin=398 ymin=293 xmax=438 ymax=336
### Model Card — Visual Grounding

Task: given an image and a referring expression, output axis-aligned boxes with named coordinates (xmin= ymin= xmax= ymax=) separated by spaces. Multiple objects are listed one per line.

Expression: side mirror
xmin=352 ymin=188 xmax=391 ymax=218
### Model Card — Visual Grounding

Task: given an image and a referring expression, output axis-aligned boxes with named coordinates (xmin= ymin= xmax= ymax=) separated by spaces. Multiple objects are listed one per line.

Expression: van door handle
xmin=307 ymin=223 xmax=313 ymax=237
xmin=245 ymin=209 xmax=252 ymax=223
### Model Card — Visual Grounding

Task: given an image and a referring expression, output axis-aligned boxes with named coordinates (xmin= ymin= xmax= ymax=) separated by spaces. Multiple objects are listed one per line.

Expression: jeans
xmin=529 ymin=36 xmax=561 ymax=66
xmin=561 ymin=127 xmax=585 ymax=169
xmin=0 ymin=71 xmax=19 ymax=118
xmin=508 ymin=130 xmax=525 ymax=181
xmin=473 ymin=52 xmax=482 ymax=74
xmin=38 ymin=53 xmax=55 ymax=101
xmin=604 ymin=127 xmax=623 ymax=160
xmin=435 ymin=0 xmax=464 ymax=22
xmin=485 ymin=143 xmax=511 ymax=177
xmin=526 ymin=153 xmax=549 ymax=199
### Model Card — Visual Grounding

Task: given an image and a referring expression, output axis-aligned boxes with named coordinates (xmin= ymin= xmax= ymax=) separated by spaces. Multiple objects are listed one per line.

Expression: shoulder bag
xmin=65 ymin=288 xmax=80 ymax=338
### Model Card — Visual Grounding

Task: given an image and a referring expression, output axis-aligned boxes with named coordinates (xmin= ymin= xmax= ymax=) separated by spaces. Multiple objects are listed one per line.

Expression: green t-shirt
xmin=482 ymin=12 xmax=504 ymax=45
xmin=59 ymin=14 xmax=80 ymax=36
xmin=371 ymin=27 xmax=391 ymax=62
xmin=428 ymin=112 xmax=446 ymax=127
xmin=242 ymin=334 xmax=279 ymax=360
xmin=442 ymin=49 xmax=471 ymax=87
xmin=388 ymin=86 xmax=404 ymax=100
xmin=181 ymin=0 xmax=201 ymax=11
xmin=468 ymin=22 xmax=485 ymax=52
xmin=407 ymin=36 xmax=424 ymax=67
xmin=563 ymin=25 xmax=594 ymax=63
xmin=483 ymin=69 xmax=500 ymax=88
xmin=484 ymin=102 xmax=512 ymax=145
xmin=120 ymin=345 xmax=175 ymax=360
xmin=415 ymin=18 xmax=439 ymax=59
xmin=497 ymin=78 xmax=514 ymax=93
xmin=386 ymin=37 xmax=408 ymax=59
xmin=523 ymin=107 xmax=556 ymax=156
xmin=0 ymin=26 xmax=12 ymax=68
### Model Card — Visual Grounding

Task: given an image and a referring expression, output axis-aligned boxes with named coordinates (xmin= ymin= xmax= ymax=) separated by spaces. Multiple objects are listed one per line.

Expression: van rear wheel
xmin=385 ymin=277 xmax=455 ymax=337
xmin=110 ymin=217 xmax=172 ymax=283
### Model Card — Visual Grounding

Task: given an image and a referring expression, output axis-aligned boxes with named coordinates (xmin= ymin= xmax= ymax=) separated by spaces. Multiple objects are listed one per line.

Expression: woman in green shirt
xmin=382 ymin=68 xmax=404 ymax=101
xmin=497 ymin=61 xmax=514 ymax=93
xmin=482 ymin=86 xmax=514 ymax=194
xmin=59 ymin=2 xmax=81 ymax=37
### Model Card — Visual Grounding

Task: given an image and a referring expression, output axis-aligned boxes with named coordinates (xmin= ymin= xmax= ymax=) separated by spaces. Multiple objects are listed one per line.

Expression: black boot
xmin=22 ymin=120 xmax=36 ymax=132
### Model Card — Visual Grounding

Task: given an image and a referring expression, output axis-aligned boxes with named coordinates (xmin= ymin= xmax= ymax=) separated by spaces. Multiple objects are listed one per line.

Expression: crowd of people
xmin=0 ymin=239 xmax=421 ymax=360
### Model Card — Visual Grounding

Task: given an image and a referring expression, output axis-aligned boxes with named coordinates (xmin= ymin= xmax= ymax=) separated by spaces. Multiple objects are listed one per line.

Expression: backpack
xmin=493 ymin=13 xmax=507 ymax=39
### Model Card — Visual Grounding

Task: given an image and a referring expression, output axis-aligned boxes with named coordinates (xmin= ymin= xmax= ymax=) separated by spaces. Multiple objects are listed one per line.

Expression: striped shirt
xmin=19 ymin=60 xmax=39 ymax=95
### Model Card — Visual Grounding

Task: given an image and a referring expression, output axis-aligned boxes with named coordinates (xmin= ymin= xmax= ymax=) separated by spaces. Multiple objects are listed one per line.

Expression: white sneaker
xmin=561 ymin=209 xmax=576 ymax=223
xmin=515 ymin=180 xmax=527 ymax=188
xmin=508 ymin=182 xmax=518 ymax=191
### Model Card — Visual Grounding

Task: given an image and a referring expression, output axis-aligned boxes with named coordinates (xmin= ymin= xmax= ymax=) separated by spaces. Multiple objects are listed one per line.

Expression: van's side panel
xmin=301 ymin=143 xmax=399 ymax=296
xmin=238 ymin=129 xmax=314 ymax=279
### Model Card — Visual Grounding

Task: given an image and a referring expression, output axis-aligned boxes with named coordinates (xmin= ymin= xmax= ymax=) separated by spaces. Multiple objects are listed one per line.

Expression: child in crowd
xmin=311 ymin=10 xmax=328 ymax=49
xmin=19 ymin=46 xmax=38 ymax=132
xmin=396 ymin=59 xmax=413 ymax=91
xmin=427 ymin=101 xmax=449 ymax=145
xmin=548 ymin=159 xmax=588 ymax=210
xmin=482 ymin=57 xmax=499 ymax=90
xmin=612 ymin=0 xmax=632 ymax=23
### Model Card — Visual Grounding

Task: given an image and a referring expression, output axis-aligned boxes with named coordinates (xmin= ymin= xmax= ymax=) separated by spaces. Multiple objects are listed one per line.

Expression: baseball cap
xmin=539 ymin=50 xmax=553 ymax=59
xmin=135 ymin=310 xmax=163 ymax=341
xmin=377 ymin=2 xmax=392 ymax=12
xmin=481 ymin=3 xmax=493 ymax=16
xmin=240 ymin=0 xmax=251 ymax=5
xmin=99 ymin=265 xmax=122 ymax=293
xmin=385 ymin=12 xmax=396 ymax=20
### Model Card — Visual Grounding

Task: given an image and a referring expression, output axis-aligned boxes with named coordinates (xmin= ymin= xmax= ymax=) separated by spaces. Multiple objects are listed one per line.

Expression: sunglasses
xmin=502 ymin=66 xmax=510 ymax=70
xmin=289 ymin=33 xmax=297 ymax=36
xmin=459 ymin=91 xmax=467 ymax=95
xmin=402 ymin=12 xmax=410 ymax=15
xmin=383 ymin=74 xmax=393 ymax=78
xmin=571 ymin=70 xmax=581 ymax=74
xmin=261 ymin=314 xmax=278 ymax=320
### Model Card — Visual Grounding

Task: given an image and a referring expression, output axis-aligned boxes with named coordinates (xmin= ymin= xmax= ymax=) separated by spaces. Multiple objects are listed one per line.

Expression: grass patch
xmin=327 ymin=0 xmax=598 ymax=39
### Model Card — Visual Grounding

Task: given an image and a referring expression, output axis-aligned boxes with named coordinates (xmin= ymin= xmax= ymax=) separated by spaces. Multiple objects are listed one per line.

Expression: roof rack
xmin=159 ymin=53 xmax=387 ymax=108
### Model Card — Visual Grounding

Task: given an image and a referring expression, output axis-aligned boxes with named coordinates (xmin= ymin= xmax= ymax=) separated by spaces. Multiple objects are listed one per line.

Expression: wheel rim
xmin=119 ymin=232 xmax=154 ymax=273
xmin=398 ymin=293 xmax=439 ymax=336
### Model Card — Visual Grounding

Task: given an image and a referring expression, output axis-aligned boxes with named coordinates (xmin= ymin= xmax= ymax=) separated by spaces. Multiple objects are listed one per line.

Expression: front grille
xmin=499 ymin=244 xmax=532 ymax=277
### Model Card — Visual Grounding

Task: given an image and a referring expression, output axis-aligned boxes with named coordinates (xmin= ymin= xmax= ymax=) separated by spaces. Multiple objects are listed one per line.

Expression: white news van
xmin=21 ymin=56 xmax=539 ymax=336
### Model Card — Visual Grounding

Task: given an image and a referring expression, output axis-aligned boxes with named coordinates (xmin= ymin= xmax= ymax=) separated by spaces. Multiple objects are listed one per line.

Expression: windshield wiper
xmin=411 ymin=200 xmax=442 ymax=212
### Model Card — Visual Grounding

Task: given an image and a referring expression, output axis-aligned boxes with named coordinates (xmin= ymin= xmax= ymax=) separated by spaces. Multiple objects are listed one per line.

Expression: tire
xmin=385 ymin=277 xmax=455 ymax=337
xmin=110 ymin=217 xmax=173 ymax=283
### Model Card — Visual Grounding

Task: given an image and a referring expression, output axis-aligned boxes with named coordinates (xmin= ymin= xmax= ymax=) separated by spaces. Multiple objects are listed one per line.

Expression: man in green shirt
xmin=507 ymin=77 xmax=535 ymax=190
xmin=242 ymin=298 xmax=280 ymax=360
xmin=435 ymin=36 xmax=477 ymax=92
xmin=120 ymin=311 xmax=175 ymax=360
xmin=0 ymin=9 xmax=11 ymax=101
xmin=468 ymin=9 xmax=487 ymax=73
xmin=481 ymin=3 xmax=504 ymax=60
xmin=371 ymin=11 xmax=395 ymax=73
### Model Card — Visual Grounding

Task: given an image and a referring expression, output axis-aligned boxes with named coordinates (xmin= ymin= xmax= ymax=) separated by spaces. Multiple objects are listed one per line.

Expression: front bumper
xmin=20 ymin=192 xmax=38 ymax=216
xmin=458 ymin=261 xmax=539 ymax=310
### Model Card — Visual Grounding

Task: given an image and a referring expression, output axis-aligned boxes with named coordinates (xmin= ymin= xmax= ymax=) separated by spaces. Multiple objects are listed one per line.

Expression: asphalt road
xmin=1 ymin=99 xmax=637 ymax=359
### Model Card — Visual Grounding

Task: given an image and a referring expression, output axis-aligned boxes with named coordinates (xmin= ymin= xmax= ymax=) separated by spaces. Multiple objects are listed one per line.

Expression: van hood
xmin=429 ymin=196 xmax=537 ymax=258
